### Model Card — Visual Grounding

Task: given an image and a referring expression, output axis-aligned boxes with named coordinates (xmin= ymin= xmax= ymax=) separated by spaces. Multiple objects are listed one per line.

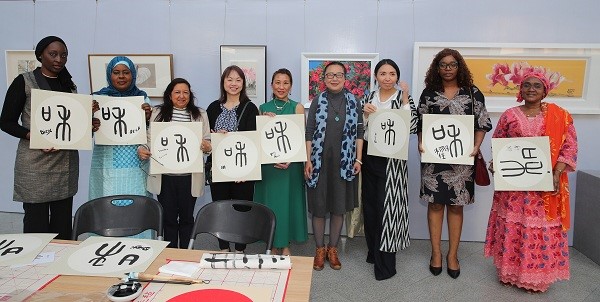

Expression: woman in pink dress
xmin=484 ymin=71 xmax=578 ymax=292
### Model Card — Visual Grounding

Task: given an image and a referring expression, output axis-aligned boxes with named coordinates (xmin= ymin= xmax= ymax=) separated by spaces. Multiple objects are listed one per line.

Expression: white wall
xmin=1 ymin=0 xmax=598 ymax=243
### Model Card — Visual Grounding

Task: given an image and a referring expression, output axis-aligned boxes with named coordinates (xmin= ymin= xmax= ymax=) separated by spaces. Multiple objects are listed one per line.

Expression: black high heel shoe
xmin=446 ymin=255 xmax=460 ymax=279
xmin=429 ymin=255 xmax=442 ymax=276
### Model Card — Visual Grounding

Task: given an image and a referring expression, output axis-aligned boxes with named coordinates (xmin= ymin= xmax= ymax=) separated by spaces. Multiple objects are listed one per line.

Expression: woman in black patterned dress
xmin=417 ymin=49 xmax=492 ymax=279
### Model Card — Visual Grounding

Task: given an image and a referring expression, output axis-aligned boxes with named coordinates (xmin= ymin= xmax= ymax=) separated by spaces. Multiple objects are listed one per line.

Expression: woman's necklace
xmin=330 ymin=99 xmax=345 ymax=122
xmin=41 ymin=71 xmax=58 ymax=79
xmin=274 ymin=99 xmax=288 ymax=112
xmin=521 ymin=104 xmax=542 ymax=117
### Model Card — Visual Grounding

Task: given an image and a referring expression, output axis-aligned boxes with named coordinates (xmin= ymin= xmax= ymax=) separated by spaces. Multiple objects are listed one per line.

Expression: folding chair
xmin=72 ymin=195 xmax=163 ymax=240
xmin=187 ymin=200 xmax=276 ymax=254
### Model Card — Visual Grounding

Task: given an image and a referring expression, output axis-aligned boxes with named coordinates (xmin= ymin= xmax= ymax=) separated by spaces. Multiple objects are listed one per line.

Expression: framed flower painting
xmin=220 ymin=45 xmax=267 ymax=104
xmin=413 ymin=42 xmax=600 ymax=114
xmin=301 ymin=53 xmax=379 ymax=107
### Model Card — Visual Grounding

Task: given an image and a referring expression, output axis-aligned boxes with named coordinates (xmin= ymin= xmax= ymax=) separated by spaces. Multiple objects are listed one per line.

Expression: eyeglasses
xmin=521 ymin=82 xmax=545 ymax=90
xmin=438 ymin=62 xmax=458 ymax=70
xmin=324 ymin=72 xmax=345 ymax=79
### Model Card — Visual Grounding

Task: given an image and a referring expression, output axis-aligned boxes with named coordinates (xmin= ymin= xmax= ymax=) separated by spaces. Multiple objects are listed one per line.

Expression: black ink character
xmin=0 ymin=239 xmax=23 ymax=256
xmin=381 ymin=119 xmax=396 ymax=145
xmin=499 ymin=147 xmax=544 ymax=177
xmin=101 ymin=107 xmax=111 ymax=121
xmin=41 ymin=106 xmax=52 ymax=121
xmin=161 ymin=136 xmax=168 ymax=147
xmin=175 ymin=134 xmax=189 ymax=162
xmin=89 ymin=241 xmax=125 ymax=267
xmin=112 ymin=107 xmax=127 ymax=137
xmin=235 ymin=141 xmax=247 ymax=167
xmin=118 ymin=254 xmax=140 ymax=265
xmin=55 ymin=105 xmax=71 ymax=141
xmin=446 ymin=124 xmax=463 ymax=158
xmin=274 ymin=121 xmax=291 ymax=153
xmin=432 ymin=125 xmax=446 ymax=140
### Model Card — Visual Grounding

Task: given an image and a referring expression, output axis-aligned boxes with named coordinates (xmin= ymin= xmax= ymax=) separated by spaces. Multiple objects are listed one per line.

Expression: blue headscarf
xmin=93 ymin=56 xmax=148 ymax=98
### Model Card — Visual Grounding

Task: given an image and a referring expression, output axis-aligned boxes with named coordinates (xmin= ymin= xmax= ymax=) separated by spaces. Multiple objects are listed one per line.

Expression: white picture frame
xmin=256 ymin=114 xmax=307 ymax=164
xmin=30 ymin=89 xmax=93 ymax=150
xmin=413 ymin=42 xmax=600 ymax=114
xmin=220 ymin=45 xmax=267 ymax=104
xmin=492 ymin=136 xmax=553 ymax=191
xmin=149 ymin=122 xmax=204 ymax=174
xmin=301 ymin=53 xmax=379 ymax=106
xmin=366 ymin=109 xmax=412 ymax=160
xmin=5 ymin=50 xmax=41 ymax=87
xmin=93 ymin=95 xmax=146 ymax=145
xmin=211 ymin=131 xmax=262 ymax=182
xmin=88 ymin=54 xmax=173 ymax=98
xmin=420 ymin=114 xmax=474 ymax=165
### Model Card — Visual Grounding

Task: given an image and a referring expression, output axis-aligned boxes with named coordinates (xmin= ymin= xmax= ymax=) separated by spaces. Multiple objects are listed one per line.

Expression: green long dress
xmin=254 ymin=99 xmax=308 ymax=248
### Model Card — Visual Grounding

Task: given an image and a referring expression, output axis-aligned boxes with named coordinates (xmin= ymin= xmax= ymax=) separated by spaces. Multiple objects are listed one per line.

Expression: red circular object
xmin=167 ymin=289 xmax=253 ymax=302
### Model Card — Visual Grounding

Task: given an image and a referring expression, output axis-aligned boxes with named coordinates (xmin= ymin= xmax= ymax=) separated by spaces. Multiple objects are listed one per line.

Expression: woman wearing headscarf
xmin=89 ymin=56 xmax=152 ymax=201
xmin=0 ymin=36 xmax=97 ymax=239
xmin=484 ymin=72 xmax=577 ymax=292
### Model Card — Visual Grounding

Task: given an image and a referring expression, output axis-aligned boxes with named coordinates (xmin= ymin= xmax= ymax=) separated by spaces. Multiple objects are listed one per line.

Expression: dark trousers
xmin=209 ymin=181 xmax=254 ymax=251
xmin=23 ymin=197 xmax=73 ymax=240
xmin=362 ymin=145 xmax=397 ymax=280
xmin=157 ymin=175 xmax=197 ymax=248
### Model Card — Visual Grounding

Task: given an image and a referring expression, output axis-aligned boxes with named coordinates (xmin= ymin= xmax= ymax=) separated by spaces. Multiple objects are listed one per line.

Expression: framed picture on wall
xmin=5 ymin=50 xmax=41 ymax=86
xmin=220 ymin=45 xmax=267 ymax=104
xmin=413 ymin=42 xmax=600 ymax=114
xmin=88 ymin=54 xmax=173 ymax=97
xmin=300 ymin=53 xmax=379 ymax=107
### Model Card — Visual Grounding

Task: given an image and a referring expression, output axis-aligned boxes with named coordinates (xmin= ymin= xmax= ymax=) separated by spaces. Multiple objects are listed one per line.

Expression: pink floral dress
xmin=484 ymin=105 xmax=577 ymax=292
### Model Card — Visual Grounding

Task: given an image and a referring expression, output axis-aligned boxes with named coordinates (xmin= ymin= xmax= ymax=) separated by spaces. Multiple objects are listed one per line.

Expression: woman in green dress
xmin=254 ymin=68 xmax=308 ymax=255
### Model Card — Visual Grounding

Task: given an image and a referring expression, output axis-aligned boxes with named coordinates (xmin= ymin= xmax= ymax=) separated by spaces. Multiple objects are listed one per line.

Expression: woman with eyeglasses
xmin=305 ymin=61 xmax=364 ymax=271
xmin=361 ymin=59 xmax=417 ymax=280
xmin=416 ymin=48 xmax=492 ymax=278
xmin=484 ymin=72 xmax=577 ymax=292
xmin=137 ymin=78 xmax=212 ymax=248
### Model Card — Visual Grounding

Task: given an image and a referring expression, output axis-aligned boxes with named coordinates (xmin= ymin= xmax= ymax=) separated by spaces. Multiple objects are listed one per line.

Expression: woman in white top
xmin=361 ymin=59 xmax=417 ymax=280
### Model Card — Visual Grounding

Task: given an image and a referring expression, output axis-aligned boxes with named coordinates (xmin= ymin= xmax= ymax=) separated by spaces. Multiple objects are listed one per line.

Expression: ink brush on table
xmin=123 ymin=272 xmax=209 ymax=285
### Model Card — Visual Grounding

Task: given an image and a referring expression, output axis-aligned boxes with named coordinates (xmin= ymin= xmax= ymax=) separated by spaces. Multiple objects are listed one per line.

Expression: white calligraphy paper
xmin=199 ymin=253 xmax=292 ymax=270
xmin=492 ymin=136 xmax=553 ymax=191
xmin=0 ymin=233 xmax=56 ymax=266
xmin=30 ymin=89 xmax=93 ymax=150
xmin=211 ymin=131 xmax=262 ymax=182
xmin=256 ymin=114 xmax=306 ymax=164
xmin=43 ymin=237 xmax=168 ymax=277
xmin=150 ymin=122 xmax=204 ymax=174
xmin=421 ymin=114 xmax=474 ymax=165
xmin=93 ymin=95 xmax=146 ymax=145
xmin=367 ymin=109 xmax=411 ymax=160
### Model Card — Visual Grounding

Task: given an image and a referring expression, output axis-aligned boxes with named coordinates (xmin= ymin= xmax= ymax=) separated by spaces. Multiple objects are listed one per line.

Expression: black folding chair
xmin=187 ymin=200 xmax=276 ymax=254
xmin=72 ymin=195 xmax=163 ymax=240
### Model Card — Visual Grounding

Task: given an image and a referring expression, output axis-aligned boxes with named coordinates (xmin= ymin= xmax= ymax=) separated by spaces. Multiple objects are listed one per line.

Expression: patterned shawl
xmin=542 ymin=103 xmax=572 ymax=230
xmin=306 ymin=89 xmax=359 ymax=188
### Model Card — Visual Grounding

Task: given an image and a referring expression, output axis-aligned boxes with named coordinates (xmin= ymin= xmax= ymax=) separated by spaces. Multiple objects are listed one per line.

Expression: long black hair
xmin=155 ymin=78 xmax=200 ymax=122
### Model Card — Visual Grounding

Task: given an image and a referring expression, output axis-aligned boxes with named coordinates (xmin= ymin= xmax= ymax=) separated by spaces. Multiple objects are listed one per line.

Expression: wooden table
xmin=28 ymin=240 xmax=313 ymax=301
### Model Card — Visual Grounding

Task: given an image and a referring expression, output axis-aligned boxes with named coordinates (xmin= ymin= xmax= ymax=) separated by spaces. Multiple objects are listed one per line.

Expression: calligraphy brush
xmin=123 ymin=272 xmax=209 ymax=285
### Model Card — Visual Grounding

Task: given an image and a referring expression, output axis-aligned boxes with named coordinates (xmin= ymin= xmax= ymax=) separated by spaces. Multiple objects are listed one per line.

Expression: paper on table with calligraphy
xmin=30 ymin=89 xmax=93 ymax=150
xmin=150 ymin=122 xmax=204 ymax=174
xmin=421 ymin=114 xmax=474 ymax=165
xmin=366 ymin=109 xmax=411 ymax=160
xmin=93 ymin=95 xmax=146 ymax=145
xmin=492 ymin=136 xmax=553 ymax=191
xmin=256 ymin=114 xmax=306 ymax=164
xmin=0 ymin=233 xmax=56 ymax=266
xmin=199 ymin=253 xmax=291 ymax=270
xmin=211 ymin=131 xmax=262 ymax=182
xmin=42 ymin=236 xmax=168 ymax=277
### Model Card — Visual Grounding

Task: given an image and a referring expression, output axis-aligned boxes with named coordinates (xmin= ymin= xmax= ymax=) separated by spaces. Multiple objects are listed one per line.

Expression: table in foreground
xmin=32 ymin=240 xmax=313 ymax=301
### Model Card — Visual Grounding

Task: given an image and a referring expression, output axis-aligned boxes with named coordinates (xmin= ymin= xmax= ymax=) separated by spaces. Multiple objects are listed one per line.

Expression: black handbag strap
xmin=234 ymin=101 xmax=250 ymax=131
